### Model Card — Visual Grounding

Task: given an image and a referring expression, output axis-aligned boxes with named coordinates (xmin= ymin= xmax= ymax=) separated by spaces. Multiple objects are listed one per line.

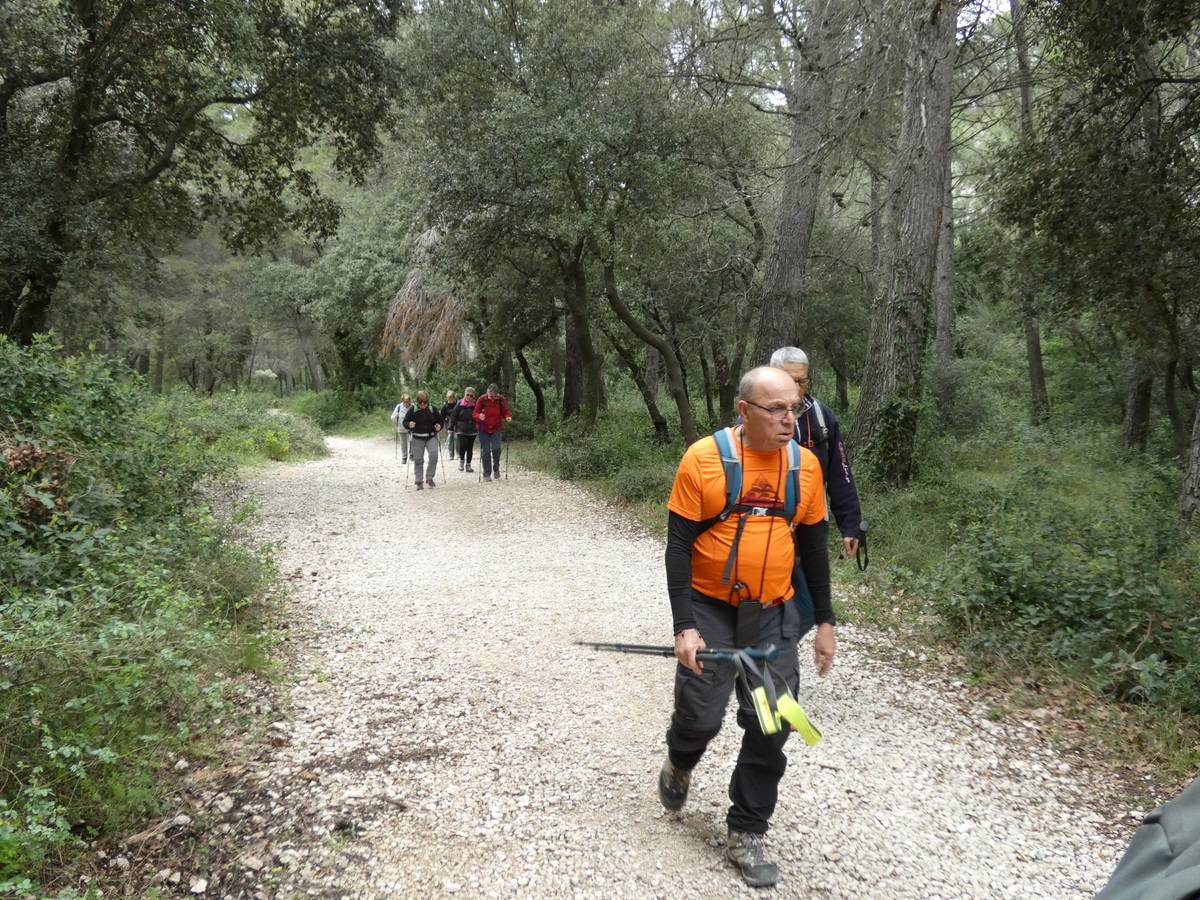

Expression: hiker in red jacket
xmin=473 ymin=383 xmax=511 ymax=482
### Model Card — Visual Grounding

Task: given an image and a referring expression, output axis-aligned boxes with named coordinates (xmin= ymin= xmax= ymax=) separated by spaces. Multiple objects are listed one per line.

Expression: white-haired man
xmin=769 ymin=347 xmax=864 ymax=559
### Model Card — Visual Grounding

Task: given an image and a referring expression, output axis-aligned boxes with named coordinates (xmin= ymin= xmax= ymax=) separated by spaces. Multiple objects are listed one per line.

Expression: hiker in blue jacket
xmin=769 ymin=347 xmax=864 ymax=559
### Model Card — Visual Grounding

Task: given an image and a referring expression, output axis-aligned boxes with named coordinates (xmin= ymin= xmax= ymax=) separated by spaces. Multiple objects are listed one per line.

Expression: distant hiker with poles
xmin=440 ymin=390 xmax=458 ymax=461
xmin=770 ymin=347 xmax=866 ymax=563
xmin=450 ymin=386 xmax=478 ymax=473
xmin=390 ymin=393 xmax=413 ymax=464
xmin=660 ymin=365 xmax=833 ymax=888
xmin=473 ymin=383 xmax=511 ymax=482
xmin=402 ymin=390 xmax=443 ymax=491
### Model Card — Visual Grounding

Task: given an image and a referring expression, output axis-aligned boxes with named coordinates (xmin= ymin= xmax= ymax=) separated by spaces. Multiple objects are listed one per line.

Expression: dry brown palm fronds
xmin=380 ymin=227 xmax=465 ymax=373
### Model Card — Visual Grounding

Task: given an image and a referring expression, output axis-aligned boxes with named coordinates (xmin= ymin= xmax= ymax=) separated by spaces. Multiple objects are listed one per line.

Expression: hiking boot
xmin=401 ymin=456 xmax=408 ymax=464
xmin=426 ymin=479 xmax=436 ymax=488
xmin=657 ymin=758 xmax=691 ymax=812
xmin=459 ymin=460 xmax=465 ymax=471
xmin=465 ymin=465 xmax=473 ymax=472
xmin=482 ymin=474 xmax=491 ymax=482
xmin=726 ymin=829 xmax=778 ymax=888
xmin=415 ymin=482 xmax=423 ymax=491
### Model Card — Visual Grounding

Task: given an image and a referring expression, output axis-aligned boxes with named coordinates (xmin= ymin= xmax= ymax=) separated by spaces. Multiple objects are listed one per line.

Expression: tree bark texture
xmin=849 ymin=0 xmax=957 ymax=484
xmin=643 ymin=346 xmax=660 ymax=398
xmin=933 ymin=131 xmax=955 ymax=367
xmin=1010 ymin=0 xmax=1051 ymax=426
xmin=753 ymin=0 xmax=850 ymax=362
xmin=1121 ymin=361 xmax=1153 ymax=451
xmin=563 ymin=247 xmax=602 ymax=428
xmin=563 ymin=312 xmax=584 ymax=419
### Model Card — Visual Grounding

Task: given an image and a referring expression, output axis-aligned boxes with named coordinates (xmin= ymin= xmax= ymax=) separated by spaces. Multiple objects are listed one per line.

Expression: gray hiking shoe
xmin=657 ymin=758 xmax=691 ymax=811
xmin=726 ymin=829 xmax=778 ymax=887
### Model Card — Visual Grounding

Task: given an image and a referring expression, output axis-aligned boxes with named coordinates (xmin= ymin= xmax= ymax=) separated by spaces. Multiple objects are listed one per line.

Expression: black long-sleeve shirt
xmin=795 ymin=397 xmax=863 ymax=540
xmin=665 ymin=511 xmax=833 ymax=635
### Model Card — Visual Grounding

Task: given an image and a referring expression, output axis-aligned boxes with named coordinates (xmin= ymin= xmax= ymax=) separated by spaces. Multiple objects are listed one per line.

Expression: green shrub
xmin=0 ymin=338 xmax=275 ymax=886
xmin=285 ymin=390 xmax=360 ymax=430
xmin=921 ymin=468 xmax=1200 ymax=711
xmin=609 ymin=461 xmax=676 ymax=503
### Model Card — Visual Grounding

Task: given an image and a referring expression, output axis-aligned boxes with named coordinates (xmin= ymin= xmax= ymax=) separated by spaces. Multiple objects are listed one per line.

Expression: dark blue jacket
xmin=793 ymin=397 xmax=863 ymax=540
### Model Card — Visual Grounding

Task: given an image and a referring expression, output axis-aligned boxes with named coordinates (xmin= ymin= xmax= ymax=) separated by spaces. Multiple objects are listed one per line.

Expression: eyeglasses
xmin=792 ymin=377 xmax=810 ymax=387
xmin=744 ymin=399 xmax=802 ymax=419
xmin=417 ymin=400 xmax=428 ymax=405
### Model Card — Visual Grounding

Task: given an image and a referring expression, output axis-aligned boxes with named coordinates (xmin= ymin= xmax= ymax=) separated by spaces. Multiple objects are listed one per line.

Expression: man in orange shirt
xmin=659 ymin=366 xmax=834 ymax=887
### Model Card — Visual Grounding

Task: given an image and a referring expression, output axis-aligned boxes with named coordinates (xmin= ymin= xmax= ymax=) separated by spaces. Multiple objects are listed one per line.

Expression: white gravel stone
xmin=207 ymin=435 xmax=1129 ymax=899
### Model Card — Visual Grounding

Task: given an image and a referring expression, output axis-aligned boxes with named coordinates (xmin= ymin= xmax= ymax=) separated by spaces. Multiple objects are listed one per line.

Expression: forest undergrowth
xmin=0 ymin=339 xmax=326 ymax=894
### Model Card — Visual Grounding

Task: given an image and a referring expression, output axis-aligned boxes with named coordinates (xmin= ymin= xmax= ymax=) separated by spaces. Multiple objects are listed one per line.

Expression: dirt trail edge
xmin=210 ymin=435 xmax=1125 ymax=899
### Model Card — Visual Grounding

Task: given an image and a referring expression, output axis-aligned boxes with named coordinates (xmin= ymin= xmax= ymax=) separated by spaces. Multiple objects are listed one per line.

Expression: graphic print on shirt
xmin=741 ymin=475 xmax=783 ymax=510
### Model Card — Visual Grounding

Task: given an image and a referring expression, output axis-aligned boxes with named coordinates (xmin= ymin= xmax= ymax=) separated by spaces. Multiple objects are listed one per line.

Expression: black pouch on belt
xmin=735 ymin=599 xmax=762 ymax=647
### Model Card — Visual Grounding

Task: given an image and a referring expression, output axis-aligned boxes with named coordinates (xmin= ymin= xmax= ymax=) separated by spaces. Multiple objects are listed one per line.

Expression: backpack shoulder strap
xmin=696 ymin=428 xmax=740 ymax=535
xmin=712 ymin=427 xmax=741 ymax=519
xmin=784 ymin=440 xmax=801 ymax=523
xmin=809 ymin=397 xmax=830 ymax=444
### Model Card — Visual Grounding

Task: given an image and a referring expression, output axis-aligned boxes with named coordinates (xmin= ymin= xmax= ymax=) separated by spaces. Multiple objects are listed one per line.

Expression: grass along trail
xmin=199 ymin=434 xmax=1126 ymax=898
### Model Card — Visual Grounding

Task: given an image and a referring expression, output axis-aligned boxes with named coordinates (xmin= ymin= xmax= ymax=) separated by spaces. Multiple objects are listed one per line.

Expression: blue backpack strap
xmin=712 ymin=427 xmax=741 ymax=521
xmin=783 ymin=440 xmax=800 ymax=523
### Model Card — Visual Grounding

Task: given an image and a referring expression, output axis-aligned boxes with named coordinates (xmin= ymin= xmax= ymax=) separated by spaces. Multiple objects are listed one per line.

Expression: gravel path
xmin=224 ymin=435 xmax=1124 ymax=898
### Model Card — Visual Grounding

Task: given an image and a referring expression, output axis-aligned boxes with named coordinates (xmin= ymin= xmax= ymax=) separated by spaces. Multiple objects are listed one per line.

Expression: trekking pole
xmin=576 ymin=642 xmax=780 ymax=663
xmin=437 ymin=431 xmax=449 ymax=484
xmin=504 ymin=429 xmax=510 ymax=480
xmin=403 ymin=429 xmax=411 ymax=491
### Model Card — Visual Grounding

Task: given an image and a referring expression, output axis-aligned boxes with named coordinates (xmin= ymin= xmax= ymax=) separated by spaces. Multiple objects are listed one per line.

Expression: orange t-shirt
xmin=667 ymin=430 xmax=825 ymax=605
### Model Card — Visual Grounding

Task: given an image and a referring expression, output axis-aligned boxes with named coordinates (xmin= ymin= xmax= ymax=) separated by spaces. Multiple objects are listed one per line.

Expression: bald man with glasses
xmin=658 ymin=366 xmax=834 ymax=887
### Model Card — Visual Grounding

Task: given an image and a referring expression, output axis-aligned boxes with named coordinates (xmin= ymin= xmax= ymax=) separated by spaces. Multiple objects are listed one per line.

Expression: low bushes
xmin=0 ymin=339 xmax=281 ymax=891
xmin=920 ymin=468 xmax=1200 ymax=711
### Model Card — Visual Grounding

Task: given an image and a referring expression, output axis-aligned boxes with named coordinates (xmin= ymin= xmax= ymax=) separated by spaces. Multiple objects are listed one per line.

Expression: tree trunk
xmin=295 ymin=313 xmax=325 ymax=392
xmin=602 ymin=323 xmax=670 ymax=443
xmin=710 ymin=336 xmax=740 ymax=426
xmin=1178 ymin=397 xmax=1200 ymax=528
xmin=643 ymin=346 xmax=660 ymax=397
xmin=1122 ymin=360 xmax=1154 ymax=451
xmin=563 ymin=246 xmax=601 ymax=428
xmin=7 ymin=267 xmax=58 ymax=345
xmin=515 ymin=349 xmax=545 ymax=422
xmin=829 ymin=337 xmax=850 ymax=412
xmin=933 ymin=136 xmax=955 ymax=367
xmin=500 ymin=351 xmax=516 ymax=402
xmin=152 ymin=347 xmax=165 ymax=394
xmin=1165 ymin=357 xmax=1187 ymax=455
xmin=1010 ymin=0 xmax=1051 ymax=426
xmin=698 ymin=348 xmax=716 ymax=423
xmin=849 ymin=0 xmax=957 ymax=484
xmin=603 ymin=261 xmax=699 ymax=445
xmin=563 ymin=312 xmax=584 ymax=419
xmin=753 ymin=0 xmax=850 ymax=362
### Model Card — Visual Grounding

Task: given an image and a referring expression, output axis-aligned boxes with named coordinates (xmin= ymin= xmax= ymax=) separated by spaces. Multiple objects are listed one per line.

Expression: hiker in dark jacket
xmin=770 ymin=347 xmax=864 ymax=559
xmin=440 ymin=391 xmax=458 ymax=460
xmin=402 ymin=390 xmax=442 ymax=490
xmin=450 ymin=387 xmax=478 ymax=473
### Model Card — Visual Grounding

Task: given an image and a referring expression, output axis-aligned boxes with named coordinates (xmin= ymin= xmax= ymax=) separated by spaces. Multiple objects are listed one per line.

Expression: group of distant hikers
xmin=385 ymin=349 xmax=1198 ymax=896
xmin=389 ymin=383 xmax=512 ymax=489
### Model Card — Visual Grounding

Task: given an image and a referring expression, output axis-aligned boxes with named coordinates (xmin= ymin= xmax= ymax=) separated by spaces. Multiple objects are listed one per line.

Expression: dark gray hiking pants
xmin=666 ymin=594 xmax=811 ymax=835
